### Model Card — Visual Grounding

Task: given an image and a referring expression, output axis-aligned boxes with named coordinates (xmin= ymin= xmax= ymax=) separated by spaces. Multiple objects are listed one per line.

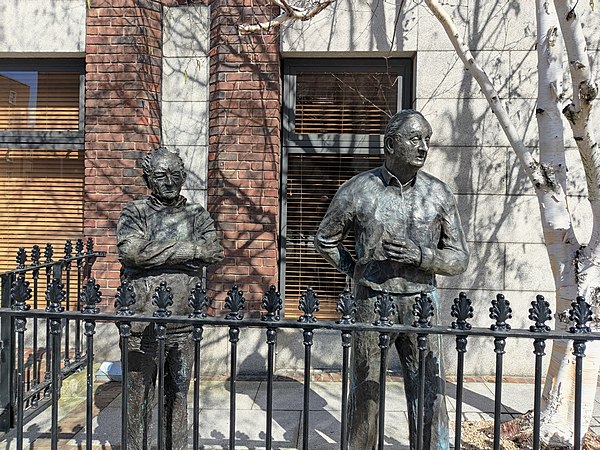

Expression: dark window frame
xmin=0 ymin=58 xmax=85 ymax=149
xmin=280 ymin=57 xmax=413 ymax=316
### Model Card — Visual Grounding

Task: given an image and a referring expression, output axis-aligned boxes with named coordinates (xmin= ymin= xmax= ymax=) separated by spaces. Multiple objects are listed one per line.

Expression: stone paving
xmin=1 ymin=373 xmax=599 ymax=449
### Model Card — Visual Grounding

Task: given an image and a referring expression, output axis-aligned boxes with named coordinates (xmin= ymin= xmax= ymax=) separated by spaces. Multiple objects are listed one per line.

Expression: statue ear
xmin=384 ymin=136 xmax=394 ymax=155
xmin=143 ymin=173 xmax=152 ymax=189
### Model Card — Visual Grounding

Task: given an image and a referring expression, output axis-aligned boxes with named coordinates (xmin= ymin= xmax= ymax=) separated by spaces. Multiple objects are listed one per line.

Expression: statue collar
xmin=147 ymin=195 xmax=187 ymax=210
xmin=380 ymin=165 xmax=418 ymax=189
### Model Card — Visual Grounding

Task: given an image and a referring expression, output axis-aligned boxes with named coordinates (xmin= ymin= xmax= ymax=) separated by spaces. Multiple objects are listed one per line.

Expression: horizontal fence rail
xmin=0 ymin=274 xmax=598 ymax=450
xmin=0 ymin=238 xmax=106 ymax=436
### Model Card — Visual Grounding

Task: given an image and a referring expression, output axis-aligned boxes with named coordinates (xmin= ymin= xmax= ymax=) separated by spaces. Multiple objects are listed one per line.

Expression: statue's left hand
xmin=382 ymin=237 xmax=422 ymax=266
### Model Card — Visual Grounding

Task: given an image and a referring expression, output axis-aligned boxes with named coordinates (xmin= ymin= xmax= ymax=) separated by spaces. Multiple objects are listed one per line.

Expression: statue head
xmin=142 ymin=146 xmax=186 ymax=204
xmin=383 ymin=110 xmax=432 ymax=176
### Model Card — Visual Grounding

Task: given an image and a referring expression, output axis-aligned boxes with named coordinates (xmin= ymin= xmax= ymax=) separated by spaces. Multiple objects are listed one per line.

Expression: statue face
xmin=147 ymin=154 xmax=186 ymax=203
xmin=386 ymin=115 xmax=432 ymax=170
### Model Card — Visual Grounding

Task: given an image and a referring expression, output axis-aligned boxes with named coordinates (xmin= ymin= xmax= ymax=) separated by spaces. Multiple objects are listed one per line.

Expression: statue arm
xmin=419 ymin=197 xmax=469 ymax=276
xmin=189 ymin=208 xmax=224 ymax=265
xmin=117 ymin=204 xmax=201 ymax=269
xmin=314 ymin=190 xmax=356 ymax=276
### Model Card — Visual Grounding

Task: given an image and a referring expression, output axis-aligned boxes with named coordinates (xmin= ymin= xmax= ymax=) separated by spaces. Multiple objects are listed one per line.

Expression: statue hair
xmin=384 ymin=109 xmax=428 ymax=141
xmin=142 ymin=146 xmax=185 ymax=177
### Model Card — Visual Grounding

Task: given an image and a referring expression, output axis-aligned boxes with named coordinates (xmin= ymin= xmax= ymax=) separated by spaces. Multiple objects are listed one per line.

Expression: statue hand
xmin=382 ymin=238 xmax=422 ymax=266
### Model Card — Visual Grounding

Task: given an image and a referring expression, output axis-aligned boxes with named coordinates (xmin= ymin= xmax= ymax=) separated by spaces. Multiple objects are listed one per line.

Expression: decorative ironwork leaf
xmin=44 ymin=243 xmax=54 ymax=263
xmin=75 ymin=238 xmax=84 ymax=257
xmin=225 ymin=285 xmax=245 ymax=320
xmin=529 ymin=294 xmax=552 ymax=332
xmin=336 ymin=289 xmax=356 ymax=325
xmin=152 ymin=281 xmax=173 ymax=318
xmin=374 ymin=291 xmax=396 ymax=327
xmin=261 ymin=285 xmax=282 ymax=322
xmin=413 ymin=292 xmax=434 ymax=328
xmin=451 ymin=292 xmax=473 ymax=330
xmin=569 ymin=296 xmax=592 ymax=333
xmin=489 ymin=293 xmax=512 ymax=331
xmin=81 ymin=278 xmax=102 ymax=314
xmin=45 ymin=277 xmax=65 ymax=313
xmin=188 ymin=283 xmax=211 ymax=318
xmin=86 ymin=237 xmax=94 ymax=254
xmin=64 ymin=240 xmax=73 ymax=259
xmin=16 ymin=247 xmax=26 ymax=270
xmin=11 ymin=274 xmax=31 ymax=311
xmin=115 ymin=279 xmax=136 ymax=316
xmin=298 ymin=287 xmax=319 ymax=323
xmin=31 ymin=245 xmax=41 ymax=266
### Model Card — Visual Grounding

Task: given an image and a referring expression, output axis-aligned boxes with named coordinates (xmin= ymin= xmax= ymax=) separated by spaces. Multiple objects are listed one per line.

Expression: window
xmin=281 ymin=58 xmax=413 ymax=318
xmin=0 ymin=59 xmax=85 ymax=272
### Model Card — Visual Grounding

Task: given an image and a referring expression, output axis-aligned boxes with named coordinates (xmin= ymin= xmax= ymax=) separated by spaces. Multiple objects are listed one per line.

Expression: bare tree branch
xmin=239 ymin=0 xmax=338 ymax=33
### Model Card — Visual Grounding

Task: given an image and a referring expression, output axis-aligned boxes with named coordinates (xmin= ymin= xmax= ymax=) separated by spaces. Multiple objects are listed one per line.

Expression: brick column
xmin=84 ymin=0 xmax=163 ymax=295
xmin=207 ymin=0 xmax=281 ymax=314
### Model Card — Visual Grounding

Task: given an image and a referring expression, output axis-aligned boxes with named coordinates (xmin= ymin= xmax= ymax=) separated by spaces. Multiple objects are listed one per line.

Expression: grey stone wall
xmin=161 ymin=4 xmax=211 ymax=206
xmin=0 ymin=0 xmax=86 ymax=55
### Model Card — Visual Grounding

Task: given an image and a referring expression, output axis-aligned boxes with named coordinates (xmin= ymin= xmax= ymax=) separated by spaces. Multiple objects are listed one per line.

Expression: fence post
xmin=0 ymin=272 xmax=16 ymax=432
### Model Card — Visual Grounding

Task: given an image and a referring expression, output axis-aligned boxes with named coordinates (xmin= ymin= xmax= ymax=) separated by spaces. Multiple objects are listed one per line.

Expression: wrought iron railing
xmin=0 ymin=239 xmax=105 ymax=433
xmin=0 ymin=263 xmax=599 ymax=450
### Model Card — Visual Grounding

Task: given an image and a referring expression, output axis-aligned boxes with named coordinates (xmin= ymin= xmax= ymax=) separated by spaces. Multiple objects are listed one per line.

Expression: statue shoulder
xmin=418 ymin=170 xmax=454 ymax=196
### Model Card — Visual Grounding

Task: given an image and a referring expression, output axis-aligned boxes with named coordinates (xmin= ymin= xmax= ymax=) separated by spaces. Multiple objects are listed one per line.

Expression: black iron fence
xmin=0 ymin=238 xmax=105 ymax=433
xmin=0 ymin=243 xmax=598 ymax=450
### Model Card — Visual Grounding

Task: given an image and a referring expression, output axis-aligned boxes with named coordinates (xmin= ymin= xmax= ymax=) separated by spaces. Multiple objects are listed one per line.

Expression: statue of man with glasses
xmin=315 ymin=110 xmax=469 ymax=450
xmin=117 ymin=146 xmax=223 ymax=450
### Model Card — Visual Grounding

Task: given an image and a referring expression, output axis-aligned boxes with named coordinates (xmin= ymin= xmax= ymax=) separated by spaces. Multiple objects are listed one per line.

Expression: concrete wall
xmin=0 ymin=0 xmax=86 ymax=56
xmin=280 ymin=0 xmax=600 ymax=376
xmin=162 ymin=4 xmax=211 ymax=206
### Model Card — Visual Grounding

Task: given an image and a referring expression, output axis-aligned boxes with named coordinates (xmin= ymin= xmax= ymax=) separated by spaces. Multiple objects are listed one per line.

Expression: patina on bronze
xmin=315 ymin=110 xmax=469 ymax=450
xmin=117 ymin=146 xmax=224 ymax=450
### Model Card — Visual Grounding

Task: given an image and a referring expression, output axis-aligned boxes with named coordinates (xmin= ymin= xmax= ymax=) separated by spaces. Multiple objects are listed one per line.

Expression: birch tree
xmin=241 ymin=0 xmax=600 ymax=447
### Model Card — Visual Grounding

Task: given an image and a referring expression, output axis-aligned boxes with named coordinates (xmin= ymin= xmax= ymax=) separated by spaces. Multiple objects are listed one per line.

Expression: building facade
xmin=1 ymin=0 xmax=599 ymax=375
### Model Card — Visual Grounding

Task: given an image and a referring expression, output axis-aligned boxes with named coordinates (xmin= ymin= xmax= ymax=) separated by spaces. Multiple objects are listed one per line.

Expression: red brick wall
xmin=207 ymin=0 xmax=281 ymax=313
xmin=84 ymin=0 xmax=164 ymax=295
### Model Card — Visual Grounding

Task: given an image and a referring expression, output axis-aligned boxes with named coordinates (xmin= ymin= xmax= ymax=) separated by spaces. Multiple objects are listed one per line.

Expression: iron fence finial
xmin=336 ymin=289 xmax=356 ymax=325
xmin=374 ymin=291 xmax=395 ymax=327
xmin=298 ymin=287 xmax=319 ymax=323
xmin=490 ymin=293 xmax=512 ymax=331
xmin=81 ymin=278 xmax=102 ymax=314
xmin=189 ymin=283 xmax=211 ymax=318
xmin=262 ymin=285 xmax=282 ymax=322
xmin=451 ymin=292 xmax=473 ymax=330
xmin=115 ymin=279 xmax=136 ymax=316
xmin=152 ymin=281 xmax=173 ymax=318
xmin=225 ymin=285 xmax=245 ymax=320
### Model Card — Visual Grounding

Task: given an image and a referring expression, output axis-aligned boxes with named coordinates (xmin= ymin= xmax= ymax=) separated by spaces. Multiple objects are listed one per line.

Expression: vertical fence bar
xmin=152 ymin=281 xmax=173 ymax=450
xmin=413 ymin=293 xmax=434 ymax=450
xmin=115 ymin=280 xmax=136 ymax=450
xmin=373 ymin=292 xmax=396 ymax=450
xmin=568 ymin=296 xmax=593 ymax=450
xmin=45 ymin=277 xmax=65 ymax=450
xmin=44 ymin=244 xmax=54 ymax=384
xmin=11 ymin=274 xmax=31 ymax=450
xmin=261 ymin=286 xmax=283 ymax=450
xmin=0 ymin=272 xmax=15 ymax=432
xmin=30 ymin=245 xmax=41 ymax=405
xmin=529 ymin=294 xmax=552 ymax=450
xmin=81 ymin=278 xmax=101 ymax=450
xmin=336 ymin=289 xmax=356 ymax=450
xmin=451 ymin=292 xmax=473 ymax=450
xmin=74 ymin=238 xmax=84 ymax=362
xmin=188 ymin=283 xmax=210 ymax=450
xmin=489 ymin=294 xmax=512 ymax=450
xmin=225 ymin=285 xmax=245 ymax=450
xmin=63 ymin=241 xmax=72 ymax=366
xmin=298 ymin=287 xmax=319 ymax=450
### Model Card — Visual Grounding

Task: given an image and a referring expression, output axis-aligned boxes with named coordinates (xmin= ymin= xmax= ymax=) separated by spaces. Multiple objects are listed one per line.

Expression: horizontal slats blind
xmin=284 ymin=154 xmax=383 ymax=319
xmin=0 ymin=148 xmax=84 ymax=273
xmin=0 ymin=72 xmax=80 ymax=131
xmin=295 ymin=73 xmax=398 ymax=135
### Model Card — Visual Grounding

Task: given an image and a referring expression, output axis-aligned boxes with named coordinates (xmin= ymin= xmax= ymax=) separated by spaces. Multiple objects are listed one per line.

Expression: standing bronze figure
xmin=117 ymin=146 xmax=224 ymax=450
xmin=315 ymin=110 xmax=469 ymax=450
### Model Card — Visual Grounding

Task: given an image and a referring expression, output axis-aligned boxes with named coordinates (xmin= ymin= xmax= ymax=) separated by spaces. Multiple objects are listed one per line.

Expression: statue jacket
xmin=117 ymin=195 xmax=223 ymax=279
xmin=314 ymin=165 xmax=469 ymax=295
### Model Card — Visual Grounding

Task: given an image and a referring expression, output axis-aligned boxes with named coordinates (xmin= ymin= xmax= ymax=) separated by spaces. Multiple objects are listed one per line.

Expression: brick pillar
xmin=84 ymin=0 xmax=163 ymax=296
xmin=207 ymin=0 xmax=281 ymax=314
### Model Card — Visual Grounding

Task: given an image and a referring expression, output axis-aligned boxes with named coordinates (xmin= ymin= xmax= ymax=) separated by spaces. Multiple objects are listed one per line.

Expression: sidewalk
xmin=1 ymin=373 xmax=599 ymax=449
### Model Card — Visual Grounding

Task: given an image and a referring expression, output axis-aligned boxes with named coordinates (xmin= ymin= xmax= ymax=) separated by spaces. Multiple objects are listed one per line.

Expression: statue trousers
xmin=126 ymin=325 xmax=194 ymax=450
xmin=347 ymin=285 xmax=449 ymax=450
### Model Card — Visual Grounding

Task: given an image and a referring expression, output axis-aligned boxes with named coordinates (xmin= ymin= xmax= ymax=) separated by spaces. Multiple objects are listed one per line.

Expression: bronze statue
xmin=315 ymin=110 xmax=469 ymax=450
xmin=117 ymin=146 xmax=224 ymax=450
